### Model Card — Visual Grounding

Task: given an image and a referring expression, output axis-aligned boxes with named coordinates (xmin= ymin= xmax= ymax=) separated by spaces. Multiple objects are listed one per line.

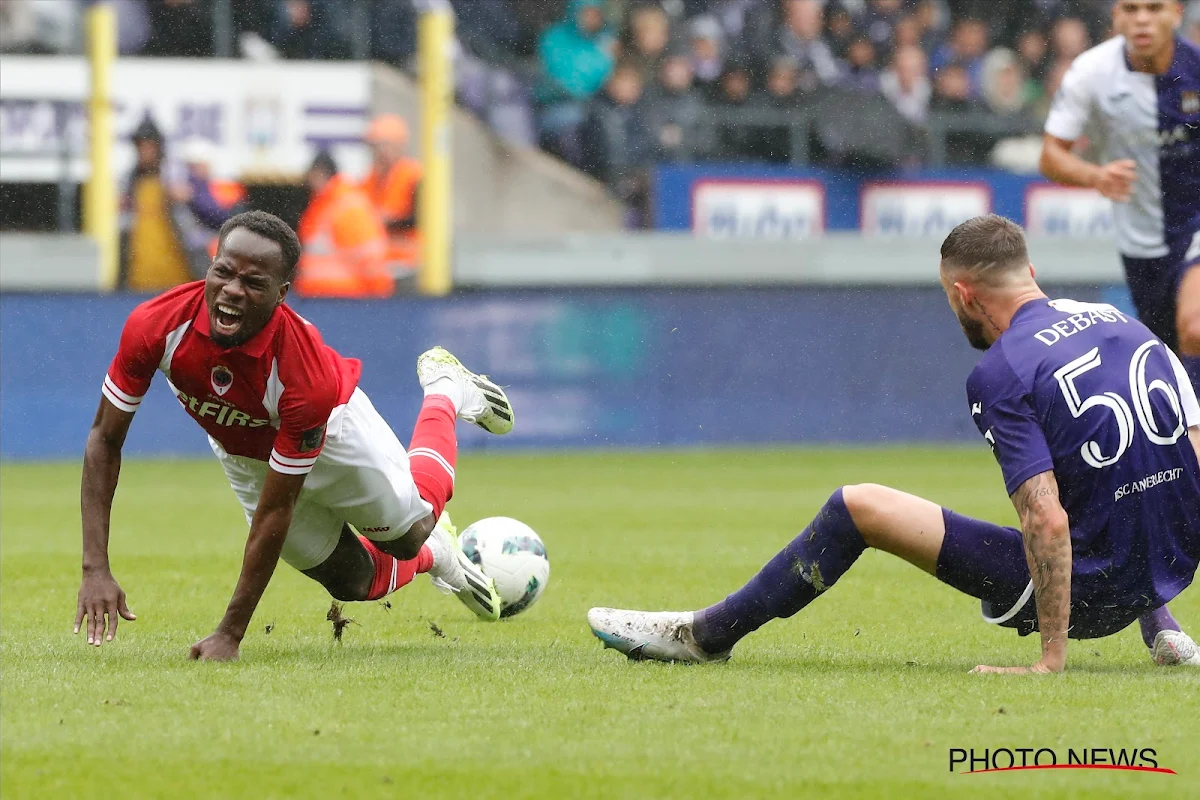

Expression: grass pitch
xmin=1 ymin=448 xmax=1197 ymax=799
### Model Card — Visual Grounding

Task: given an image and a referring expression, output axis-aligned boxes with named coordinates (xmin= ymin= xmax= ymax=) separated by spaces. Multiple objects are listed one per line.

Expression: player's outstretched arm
xmin=77 ymin=397 xmax=139 ymax=647
xmin=189 ymin=468 xmax=306 ymax=662
xmin=1039 ymin=134 xmax=1135 ymax=203
xmin=973 ymin=470 xmax=1072 ymax=675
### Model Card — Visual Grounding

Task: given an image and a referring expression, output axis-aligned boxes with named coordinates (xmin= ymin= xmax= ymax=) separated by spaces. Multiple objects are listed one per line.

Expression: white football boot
xmin=587 ymin=608 xmax=730 ymax=663
xmin=416 ymin=346 xmax=514 ymax=435
xmin=425 ymin=513 xmax=501 ymax=621
xmin=1150 ymin=630 xmax=1200 ymax=666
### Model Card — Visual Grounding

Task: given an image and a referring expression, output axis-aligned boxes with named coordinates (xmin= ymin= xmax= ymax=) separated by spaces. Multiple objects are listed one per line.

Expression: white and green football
xmin=459 ymin=517 xmax=549 ymax=619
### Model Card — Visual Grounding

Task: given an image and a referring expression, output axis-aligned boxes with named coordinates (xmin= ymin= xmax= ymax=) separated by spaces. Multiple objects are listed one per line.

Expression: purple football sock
xmin=1139 ymin=606 xmax=1182 ymax=649
xmin=692 ymin=489 xmax=866 ymax=655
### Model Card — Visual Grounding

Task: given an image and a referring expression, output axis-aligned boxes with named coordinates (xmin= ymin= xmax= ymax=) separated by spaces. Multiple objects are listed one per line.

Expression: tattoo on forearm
xmin=1012 ymin=472 xmax=1071 ymax=654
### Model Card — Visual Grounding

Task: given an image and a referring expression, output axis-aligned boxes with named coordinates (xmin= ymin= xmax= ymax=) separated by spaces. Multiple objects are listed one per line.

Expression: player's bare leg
xmin=1175 ymin=263 xmax=1200 ymax=388
xmin=303 ymin=523 xmax=434 ymax=602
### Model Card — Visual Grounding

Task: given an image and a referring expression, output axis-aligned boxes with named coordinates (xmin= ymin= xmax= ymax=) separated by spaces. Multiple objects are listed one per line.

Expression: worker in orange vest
xmin=359 ymin=114 xmax=422 ymax=277
xmin=295 ymin=150 xmax=392 ymax=298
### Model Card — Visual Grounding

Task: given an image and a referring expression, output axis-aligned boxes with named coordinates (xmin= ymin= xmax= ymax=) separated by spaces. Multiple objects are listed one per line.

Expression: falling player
xmin=1040 ymin=0 xmax=1200 ymax=389
xmin=589 ymin=215 xmax=1200 ymax=671
xmin=76 ymin=211 xmax=512 ymax=661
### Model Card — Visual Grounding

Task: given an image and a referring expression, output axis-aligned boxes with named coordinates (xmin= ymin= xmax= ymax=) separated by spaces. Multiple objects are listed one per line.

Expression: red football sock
xmin=408 ymin=394 xmax=458 ymax=519
xmin=358 ymin=535 xmax=433 ymax=601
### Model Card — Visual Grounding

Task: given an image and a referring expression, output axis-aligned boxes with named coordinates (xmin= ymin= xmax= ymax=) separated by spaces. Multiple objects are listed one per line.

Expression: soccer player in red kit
xmin=76 ymin=211 xmax=513 ymax=661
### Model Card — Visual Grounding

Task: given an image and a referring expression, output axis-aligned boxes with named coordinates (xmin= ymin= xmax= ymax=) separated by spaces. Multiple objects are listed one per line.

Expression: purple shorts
xmin=935 ymin=509 xmax=1149 ymax=640
xmin=1120 ymin=226 xmax=1200 ymax=352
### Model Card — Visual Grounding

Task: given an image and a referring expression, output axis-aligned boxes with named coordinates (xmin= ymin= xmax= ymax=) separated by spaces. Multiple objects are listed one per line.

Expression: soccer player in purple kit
xmin=1040 ymin=0 xmax=1200 ymax=390
xmin=588 ymin=216 xmax=1200 ymax=672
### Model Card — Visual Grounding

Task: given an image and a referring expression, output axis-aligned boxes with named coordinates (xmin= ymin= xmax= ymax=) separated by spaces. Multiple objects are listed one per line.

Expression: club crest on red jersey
xmin=211 ymin=365 xmax=234 ymax=396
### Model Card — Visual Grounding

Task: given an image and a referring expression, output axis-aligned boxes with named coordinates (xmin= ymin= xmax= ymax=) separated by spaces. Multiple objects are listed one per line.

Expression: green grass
xmin=1 ymin=448 xmax=1197 ymax=799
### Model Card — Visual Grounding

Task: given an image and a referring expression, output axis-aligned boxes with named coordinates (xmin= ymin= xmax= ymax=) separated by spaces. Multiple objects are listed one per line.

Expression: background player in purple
xmin=588 ymin=215 xmax=1200 ymax=672
xmin=1040 ymin=0 xmax=1200 ymax=389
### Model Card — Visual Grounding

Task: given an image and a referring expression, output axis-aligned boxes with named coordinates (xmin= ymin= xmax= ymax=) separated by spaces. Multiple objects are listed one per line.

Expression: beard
xmin=956 ymin=308 xmax=991 ymax=351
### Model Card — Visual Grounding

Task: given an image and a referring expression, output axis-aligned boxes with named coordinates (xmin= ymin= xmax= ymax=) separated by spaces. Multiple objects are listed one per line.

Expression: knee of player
xmin=839 ymin=484 xmax=887 ymax=537
xmin=1178 ymin=314 xmax=1200 ymax=356
xmin=381 ymin=515 xmax=435 ymax=560
xmin=326 ymin=573 xmax=372 ymax=602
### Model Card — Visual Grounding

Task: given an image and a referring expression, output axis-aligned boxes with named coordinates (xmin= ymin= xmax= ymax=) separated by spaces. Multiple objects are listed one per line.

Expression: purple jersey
xmin=967 ymin=298 xmax=1200 ymax=612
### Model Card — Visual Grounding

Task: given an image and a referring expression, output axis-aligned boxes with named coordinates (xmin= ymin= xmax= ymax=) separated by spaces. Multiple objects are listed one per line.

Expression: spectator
xmin=931 ymin=62 xmax=981 ymax=112
xmin=913 ymin=0 xmax=949 ymax=52
xmin=842 ymin=36 xmax=882 ymax=92
xmin=1049 ymin=16 xmax=1090 ymax=66
xmin=145 ymin=0 xmax=213 ymax=58
xmin=892 ymin=15 xmax=923 ymax=50
xmin=119 ymin=115 xmax=195 ymax=291
xmin=269 ymin=0 xmax=351 ymax=60
xmin=713 ymin=64 xmax=758 ymax=161
xmin=825 ymin=2 xmax=857 ymax=59
xmin=538 ymin=0 xmax=616 ymax=99
xmin=880 ymin=44 xmax=932 ymax=125
xmin=646 ymin=53 xmax=712 ymax=163
xmin=359 ymin=114 xmax=423 ymax=279
xmin=537 ymin=0 xmax=616 ymax=163
xmin=170 ymin=139 xmax=247 ymax=269
xmin=749 ymin=55 xmax=804 ymax=163
xmin=980 ymin=48 xmax=1027 ymax=117
xmin=579 ymin=63 xmax=656 ymax=226
xmin=689 ymin=15 xmax=726 ymax=97
xmin=931 ymin=61 xmax=991 ymax=163
xmin=930 ymin=17 xmax=988 ymax=95
xmin=862 ymin=0 xmax=906 ymax=57
xmin=624 ymin=4 xmax=671 ymax=85
xmin=1016 ymin=28 xmax=1050 ymax=86
xmin=1032 ymin=57 xmax=1071 ymax=121
xmin=777 ymin=0 xmax=842 ymax=91
xmin=295 ymin=150 xmax=391 ymax=298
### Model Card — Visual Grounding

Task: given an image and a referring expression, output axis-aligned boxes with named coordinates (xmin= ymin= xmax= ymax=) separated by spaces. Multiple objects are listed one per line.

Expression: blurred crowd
xmin=5 ymin=0 xmax=1200 ymax=234
xmin=118 ymin=110 xmax=422 ymax=296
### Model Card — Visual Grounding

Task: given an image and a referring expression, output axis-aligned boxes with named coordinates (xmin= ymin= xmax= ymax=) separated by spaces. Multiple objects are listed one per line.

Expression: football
xmin=459 ymin=517 xmax=550 ymax=619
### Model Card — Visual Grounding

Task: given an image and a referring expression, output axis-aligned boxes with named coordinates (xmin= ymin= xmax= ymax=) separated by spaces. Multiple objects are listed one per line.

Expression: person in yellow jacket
xmin=295 ymin=150 xmax=393 ymax=298
xmin=359 ymin=114 xmax=423 ymax=277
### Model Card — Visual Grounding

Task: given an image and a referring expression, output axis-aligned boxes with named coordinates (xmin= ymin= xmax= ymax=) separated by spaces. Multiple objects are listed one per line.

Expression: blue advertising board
xmin=0 ymin=286 xmax=1115 ymax=460
xmin=655 ymin=165 xmax=1116 ymax=240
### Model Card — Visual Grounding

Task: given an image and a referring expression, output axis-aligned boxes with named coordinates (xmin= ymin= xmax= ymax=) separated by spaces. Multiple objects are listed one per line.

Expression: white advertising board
xmin=0 ymin=56 xmax=370 ymax=182
xmin=691 ymin=179 xmax=826 ymax=239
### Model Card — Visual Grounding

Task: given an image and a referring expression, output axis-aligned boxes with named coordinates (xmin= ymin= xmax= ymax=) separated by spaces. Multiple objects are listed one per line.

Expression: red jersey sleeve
xmin=266 ymin=327 xmax=341 ymax=476
xmin=268 ymin=387 xmax=335 ymax=475
xmin=102 ymin=301 xmax=168 ymax=413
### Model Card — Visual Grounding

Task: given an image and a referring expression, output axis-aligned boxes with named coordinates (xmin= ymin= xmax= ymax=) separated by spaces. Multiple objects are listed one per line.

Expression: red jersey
xmin=102 ymin=282 xmax=361 ymax=474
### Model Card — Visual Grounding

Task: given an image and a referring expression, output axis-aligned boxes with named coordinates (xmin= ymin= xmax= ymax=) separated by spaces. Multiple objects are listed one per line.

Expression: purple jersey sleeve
xmin=967 ymin=354 xmax=1055 ymax=496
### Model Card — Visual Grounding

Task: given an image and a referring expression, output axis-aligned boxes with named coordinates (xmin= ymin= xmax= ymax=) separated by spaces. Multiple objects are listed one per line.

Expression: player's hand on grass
xmin=970 ymin=658 xmax=1063 ymax=675
xmin=1093 ymin=159 xmax=1136 ymax=203
xmin=189 ymin=631 xmax=241 ymax=662
xmin=75 ymin=570 xmax=136 ymax=646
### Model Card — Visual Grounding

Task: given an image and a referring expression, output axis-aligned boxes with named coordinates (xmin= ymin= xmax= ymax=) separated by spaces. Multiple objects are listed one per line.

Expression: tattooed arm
xmin=972 ymin=469 xmax=1071 ymax=675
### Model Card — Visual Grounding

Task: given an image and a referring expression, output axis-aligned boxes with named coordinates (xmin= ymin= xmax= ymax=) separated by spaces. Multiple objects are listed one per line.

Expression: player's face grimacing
xmin=1114 ymin=0 xmax=1181 ymax=61
xmin=205 ymin=227 xmax=290 ymax=348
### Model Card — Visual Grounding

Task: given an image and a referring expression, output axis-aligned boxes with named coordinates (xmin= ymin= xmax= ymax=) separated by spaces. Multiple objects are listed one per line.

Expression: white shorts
xmin=210 ymin=388 xmax=433 ymax=571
